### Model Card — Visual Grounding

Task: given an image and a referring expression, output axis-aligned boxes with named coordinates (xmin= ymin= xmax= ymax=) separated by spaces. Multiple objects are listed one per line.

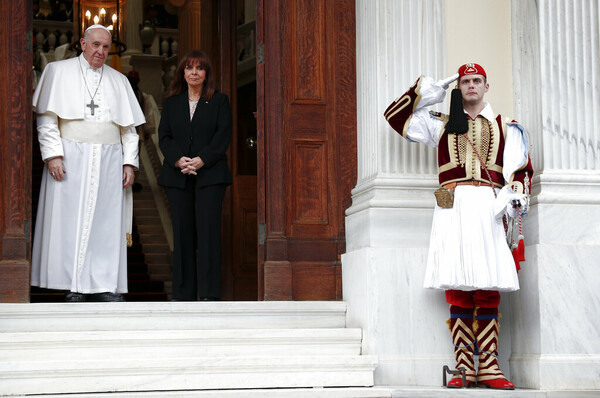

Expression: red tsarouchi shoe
xmin=477 ymin=378 xmax=515 ymax=390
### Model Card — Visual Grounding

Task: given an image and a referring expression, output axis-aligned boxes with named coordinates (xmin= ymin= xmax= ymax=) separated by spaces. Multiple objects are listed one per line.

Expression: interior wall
xmin=445 ymin=0 xmax=514 ymax=118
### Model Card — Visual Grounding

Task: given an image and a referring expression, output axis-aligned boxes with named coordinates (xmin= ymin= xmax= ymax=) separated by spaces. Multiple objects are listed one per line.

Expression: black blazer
xmin=157 ymin=91 xmax=233 ymax=189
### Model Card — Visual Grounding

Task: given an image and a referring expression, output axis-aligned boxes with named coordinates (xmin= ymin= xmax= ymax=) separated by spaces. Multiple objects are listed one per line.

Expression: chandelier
xmin=77 ymin=0 xmax=126 ymax=54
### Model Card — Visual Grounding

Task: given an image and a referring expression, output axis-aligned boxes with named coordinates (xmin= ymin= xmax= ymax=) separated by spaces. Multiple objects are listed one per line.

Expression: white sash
xmin=59 ymin=119 xmax=120 ymax=144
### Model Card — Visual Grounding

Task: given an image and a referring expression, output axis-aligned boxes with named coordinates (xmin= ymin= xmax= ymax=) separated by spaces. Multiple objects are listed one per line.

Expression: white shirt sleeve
xmin=404 ymin=76 xmax=450 ymax=147
xmin=121 ymin=125 xmax=140 ymax=169
xmin=36 ymin=112 xmax=64 ymax=162
xmin=503 ymin=122 xmax=529 ymax=183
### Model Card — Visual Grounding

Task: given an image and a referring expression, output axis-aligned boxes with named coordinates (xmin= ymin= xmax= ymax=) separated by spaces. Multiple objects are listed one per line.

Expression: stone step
xmin=133 ymin=199 xmax=157 ymax=207
xmin=0 ymin=355 xmax=377 ymax=396
xmin=5 ymin=386 xmax=596 ymax=398
xmin=148 ymin=263 xmax=171 ymax=272
xmin=138 ymin=232 xmax=169 ymax=242
xmin=0 ymin=302 xmax=347 ymax=332
xmin=134 ymin=207 xmax=161 ymax=217
xmin=163 ymin=280 xmax=172 ymax=294
xmin=134 ymin=214 xmax=162 ymax=223
xmin=137 ymin=224 xmax=166 ymax=234
xmin=140 ymin=242 xmax=170 ymax=253
xmin=0 ymin=328 xmax=363 ymax=361
xmin=0 ymin=303 xmax=373 ymax=396
xmin=133 ymin=190 xmax=154 ymax=198
xmin=146 ymin=272 xmax=171 ymax=282
xmin=130 ymin=163 xmax=171 ymax=297
xmin=145 ymin=252 xmax=171 ymax=264
xmin=138 ymin=238 xmax=169 ymax=247
xmin=134 ymin=177 xmax=150 ymax=184
xmin=0 ymin=387 xmax=394 ymax=398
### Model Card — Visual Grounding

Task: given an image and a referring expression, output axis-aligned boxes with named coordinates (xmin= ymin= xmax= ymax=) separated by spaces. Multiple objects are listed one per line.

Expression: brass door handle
xmin=245 ymin=137 xmax=257 ymax=149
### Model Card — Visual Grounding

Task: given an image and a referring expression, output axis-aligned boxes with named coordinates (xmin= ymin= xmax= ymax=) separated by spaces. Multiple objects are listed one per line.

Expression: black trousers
xmin=165 ymin=181 xmax=227 ymax=301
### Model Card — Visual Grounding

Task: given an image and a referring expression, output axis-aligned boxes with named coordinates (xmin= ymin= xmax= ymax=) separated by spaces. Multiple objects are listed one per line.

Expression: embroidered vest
xmin=433 ymin=112 xmax=507 ymax=187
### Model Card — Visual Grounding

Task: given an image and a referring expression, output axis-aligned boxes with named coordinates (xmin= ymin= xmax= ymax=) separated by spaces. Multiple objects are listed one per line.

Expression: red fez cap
xmin=458 ymin=63 xmax=486 ymax=78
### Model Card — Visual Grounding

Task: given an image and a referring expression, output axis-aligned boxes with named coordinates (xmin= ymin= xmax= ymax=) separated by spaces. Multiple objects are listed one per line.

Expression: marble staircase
xmin=0 ymin=301 xmax=378 ymax=396
xmin=131 ymin=158 xmax=172 ymax=299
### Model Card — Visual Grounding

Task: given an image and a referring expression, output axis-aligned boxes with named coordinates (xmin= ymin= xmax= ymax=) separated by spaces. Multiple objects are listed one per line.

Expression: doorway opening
xmin=29 ymin=0 xmax=260 ymax=302
xmin=222 ymin=0 xmax=258 ymax=300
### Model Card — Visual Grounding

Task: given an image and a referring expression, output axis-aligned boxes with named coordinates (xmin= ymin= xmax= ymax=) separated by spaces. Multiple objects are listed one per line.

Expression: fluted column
xmin=356 ymin=1 xmax=443 ymax=185
xmin=510 ymin=0 xmax=600 ymax=390
xmin=343 ymin=0 xmax=448 ymax=386
xmin=175 ymin=0 xmax=214 ymax=60
xmin=124 ymin=0 xmax=143 ymax=54
xmin=539 ymin=0 xmax=600 ymax=171
xmin=347 ymin=0 xmax=446 ymax=251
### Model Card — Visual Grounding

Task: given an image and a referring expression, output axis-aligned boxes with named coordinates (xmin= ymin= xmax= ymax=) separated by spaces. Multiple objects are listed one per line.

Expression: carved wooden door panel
xmin=257 ymin=0 xmax=356 ymax=300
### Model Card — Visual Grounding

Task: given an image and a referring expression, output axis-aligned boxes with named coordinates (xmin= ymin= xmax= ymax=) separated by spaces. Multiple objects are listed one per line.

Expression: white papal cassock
xmin=31 ymin=54 xmax=145 ymax=294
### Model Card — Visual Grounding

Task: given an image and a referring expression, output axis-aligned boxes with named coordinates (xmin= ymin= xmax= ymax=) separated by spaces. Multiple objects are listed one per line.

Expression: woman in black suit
xmin=158 ymin=50 xmax=232 ymax=301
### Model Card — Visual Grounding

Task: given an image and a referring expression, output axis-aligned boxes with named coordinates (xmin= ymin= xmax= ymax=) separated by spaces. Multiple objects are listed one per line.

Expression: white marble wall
xmin=344 ymin=0 xmax=600 ymax=390
xmin=509 ymin=0 xmax=600 ymax=390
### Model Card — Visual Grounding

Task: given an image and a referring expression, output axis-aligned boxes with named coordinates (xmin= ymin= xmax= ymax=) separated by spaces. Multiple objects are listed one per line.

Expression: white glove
xmin=436 ymin=73 xmax=459 ymax=90
xmin=506 ymin=195 xmax=528 ymax=218
xmin=418 ymin=74 xmax=459 ymax=108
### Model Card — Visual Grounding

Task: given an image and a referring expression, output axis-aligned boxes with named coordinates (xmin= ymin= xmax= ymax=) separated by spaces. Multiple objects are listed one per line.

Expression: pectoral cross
xmin=86 ymin=99 xmax=99 ymax=116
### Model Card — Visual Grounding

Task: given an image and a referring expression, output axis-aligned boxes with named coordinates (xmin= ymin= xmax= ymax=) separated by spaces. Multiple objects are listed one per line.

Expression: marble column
xmin=176 ymin=0 xmax=215 ymax=60
xmin=121 ymin=0 xmax=144 ymax=76
xmin=509 ymin=0 xmax=600 ymax=390
xmin=342 ymin=0 xmax=465 ymax=386
xmin=124 ymin=0 xmax=144 ymax=55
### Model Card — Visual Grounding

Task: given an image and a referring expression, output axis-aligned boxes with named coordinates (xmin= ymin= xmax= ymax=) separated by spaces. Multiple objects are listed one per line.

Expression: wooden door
xmin=256 ymin=0 xmax=357 ymax=300
xmin=0 ymin=0 xmax=33 ymax=302
xmin=219 ymin=0 xmax=258 ymax=300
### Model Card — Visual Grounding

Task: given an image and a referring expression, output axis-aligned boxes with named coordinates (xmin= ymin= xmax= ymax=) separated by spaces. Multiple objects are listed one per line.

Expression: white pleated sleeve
xmin=120 ymin=125 xmax=140 ymax=169
xmin=404 ymin=76 xmax=448 ymax=147
xmin=37 ymin=112 xmax=64 ymax=162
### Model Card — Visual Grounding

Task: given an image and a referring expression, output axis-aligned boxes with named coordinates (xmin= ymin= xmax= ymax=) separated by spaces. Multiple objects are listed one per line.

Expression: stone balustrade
xmin=154 ymin=28 xmax=178 ymax=57
xmin=33 ymin=20 xmax=73 ymax=54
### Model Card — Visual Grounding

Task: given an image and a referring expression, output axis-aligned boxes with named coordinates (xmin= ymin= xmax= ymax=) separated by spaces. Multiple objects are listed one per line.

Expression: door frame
xmin=0 ymin=0 xmax=33 ymax=302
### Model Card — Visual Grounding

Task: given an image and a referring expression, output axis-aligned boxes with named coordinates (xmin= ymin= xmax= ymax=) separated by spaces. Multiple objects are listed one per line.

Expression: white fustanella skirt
xmin=423 ymin=185 xmax=519 ymax=292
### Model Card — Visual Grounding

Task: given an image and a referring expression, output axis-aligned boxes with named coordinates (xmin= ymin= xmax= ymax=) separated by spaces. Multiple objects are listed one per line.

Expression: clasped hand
xmin=176 ymin=156 xmax=205 ymax=175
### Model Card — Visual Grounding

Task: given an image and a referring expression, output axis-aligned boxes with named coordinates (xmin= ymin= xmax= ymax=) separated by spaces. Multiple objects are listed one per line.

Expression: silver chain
xmin=77 ymin=57 xmax=104 ymax=105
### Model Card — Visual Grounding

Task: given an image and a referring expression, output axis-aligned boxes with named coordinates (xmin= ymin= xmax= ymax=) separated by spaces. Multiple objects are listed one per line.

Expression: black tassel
xmin=445 ymin=88 xmax=469 ymax=134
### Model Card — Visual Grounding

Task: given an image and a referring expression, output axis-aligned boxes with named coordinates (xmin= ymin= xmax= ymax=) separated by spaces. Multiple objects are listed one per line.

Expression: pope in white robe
xmin=31 ymin=25 xmax=145 ymax=301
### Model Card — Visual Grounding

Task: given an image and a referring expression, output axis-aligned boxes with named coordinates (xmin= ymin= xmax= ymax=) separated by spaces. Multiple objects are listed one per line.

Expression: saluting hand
xmin=437 ymin=73 xmax=460 ymax=90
